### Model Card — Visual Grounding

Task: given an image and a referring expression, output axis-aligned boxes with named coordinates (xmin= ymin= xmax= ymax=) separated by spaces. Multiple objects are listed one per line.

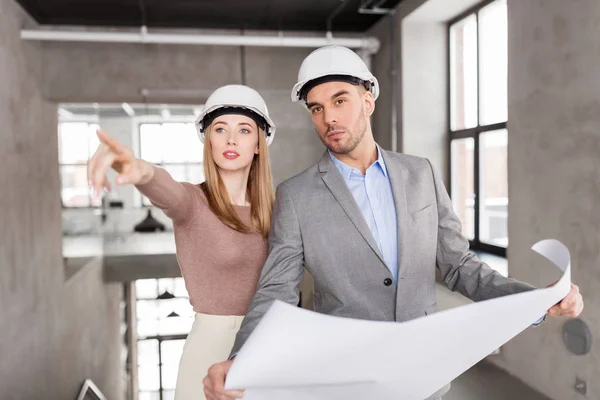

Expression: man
xmin=203 ymin=45 xmax=584 ymax=400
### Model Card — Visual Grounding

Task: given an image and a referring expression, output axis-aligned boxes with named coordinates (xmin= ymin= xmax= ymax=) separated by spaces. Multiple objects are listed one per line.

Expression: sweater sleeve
xmin=135 ymin=165 xmax=198 ymax=222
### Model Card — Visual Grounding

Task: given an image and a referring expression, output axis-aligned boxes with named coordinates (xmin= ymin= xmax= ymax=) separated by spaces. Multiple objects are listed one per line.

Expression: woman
xmin=88 ymin=84 xmax=275 ymax=400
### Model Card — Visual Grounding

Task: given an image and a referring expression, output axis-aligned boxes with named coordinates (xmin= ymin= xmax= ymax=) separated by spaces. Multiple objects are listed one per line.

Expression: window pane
xmin=184 ymin=125 xmax=204 ymax=163
xmin=162 ymin=123 xmax=202 ymax=163
xmin=162 ymin=124 xmax=187 ymax=163
xmin=479 ymin=129 xmax=508 ymax=247
xmin=157 ymin=298 xmax=194 ymax=319
xmin=163 ymin=165 xmax=187 ymax=182
xmin=161 ymin=366 xmax=179 ymax=391
xmin=161 ymin=340 xmax=185 ymax=367
xmin=137 ymin=319 xmax=159 ymax=338
xmin=162 ymin=390 xmax=175 ymax=400
xmin=157 ymin=298 xmax=194 ymax=336
xmin=60 ymin=166 xmax=91 ymax=207
xmin=137 ymin=299 xmax=160 ymax=321
xmin=188 ymin=164 xmax=205 ymax=184
xmin=88 ymin=123 xmax=101 ymax=158
xmin=451 ymin=138 xmax=475 ymax=240
xmin=158 ymin=317 xmax=194 ymax=336
xmin=138 ymin=365 xmax=160 ymax=391
xmin=139 ymin=123 xmax=203 ymax=207
xmin=450 ymin=14 xmax=478 ymax=131
xmin=157 ymin=278 xmax=176 ymax=296
xmin=479 ymin=0 xmax=508 ymax=125
xmin=137 ymin=298 xmax=193 ymax=336
xmin=139 ymin=392 xmax=160 ymax=400
xmin=59 ymin=122 xmax=92 ymax=164
xmin=137 ymin=339 xmax=159 ymax=366
xmin=161 ymin=340 xmax=186 ymax=389
xmin=140 ymin=124 xmax=164 ymax=163
xmin=136 ymin=279 xmax=159 ymax=299
xmin=172 ymin=278 xmax=190 ymax=298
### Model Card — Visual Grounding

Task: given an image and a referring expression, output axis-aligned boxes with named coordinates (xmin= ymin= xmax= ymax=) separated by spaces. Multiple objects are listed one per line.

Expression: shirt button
xmin=384 ymin=278 xmax=393 ymax=286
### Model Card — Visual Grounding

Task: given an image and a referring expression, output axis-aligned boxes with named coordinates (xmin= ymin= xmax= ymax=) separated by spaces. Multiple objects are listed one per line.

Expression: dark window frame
xmin=447 ymin=0 xmax=507 ymax=257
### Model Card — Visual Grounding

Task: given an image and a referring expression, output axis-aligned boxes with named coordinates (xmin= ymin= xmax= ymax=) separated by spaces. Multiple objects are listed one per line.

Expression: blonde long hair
xmin=200 ymin=125 xmax=274 ymax=238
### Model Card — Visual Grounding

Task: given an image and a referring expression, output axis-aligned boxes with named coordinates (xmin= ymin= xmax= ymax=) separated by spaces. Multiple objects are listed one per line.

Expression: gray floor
xmin=444 ymin=361 xmax=552 ymax=400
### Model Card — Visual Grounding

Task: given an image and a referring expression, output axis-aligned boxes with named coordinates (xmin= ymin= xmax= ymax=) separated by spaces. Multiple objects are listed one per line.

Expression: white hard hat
xmin=195 ymin=84 xmax=276 ymax=146
xmin=291 ymin=45 xmax=379 ymax=103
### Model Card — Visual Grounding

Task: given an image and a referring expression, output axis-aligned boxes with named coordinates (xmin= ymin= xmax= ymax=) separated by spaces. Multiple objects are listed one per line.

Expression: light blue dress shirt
xmin=329 ymin=146 xmax=399 ymax=283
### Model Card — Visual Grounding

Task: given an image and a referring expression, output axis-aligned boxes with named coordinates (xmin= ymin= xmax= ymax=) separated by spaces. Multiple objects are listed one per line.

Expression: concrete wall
xmin=490 ymin=1 xmax=600 ymax=399
xmin=401 ymin=20 xmax=447 ymax=181
xmin=0 ymin=0 xmax=124 ymax=398
xmin=368 ymin=14 xmax=396 ymax=151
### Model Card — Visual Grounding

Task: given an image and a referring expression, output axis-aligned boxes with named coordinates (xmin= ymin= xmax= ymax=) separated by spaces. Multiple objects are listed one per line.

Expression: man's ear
xmin=363 ymin=91 xmax=375 ymax=117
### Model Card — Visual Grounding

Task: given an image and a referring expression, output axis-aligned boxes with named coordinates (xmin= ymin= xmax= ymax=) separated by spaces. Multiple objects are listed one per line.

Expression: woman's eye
xmin=215 ymin=127 xmax=224 ymax=133
xmin=240 ymin=128 xmax=250 ymax=134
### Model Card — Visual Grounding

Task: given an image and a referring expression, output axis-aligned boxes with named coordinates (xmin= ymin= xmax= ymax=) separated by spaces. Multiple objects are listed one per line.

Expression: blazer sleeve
xmin=428 ymin=159 xmax=537 ymax=301
xmin=229 ymin=182 xmax=305 ymax=357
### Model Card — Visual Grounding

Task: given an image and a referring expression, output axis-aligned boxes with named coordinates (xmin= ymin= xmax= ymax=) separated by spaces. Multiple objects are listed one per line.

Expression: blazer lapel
xmin=381 ymin=150 xmax=409 ymax=279
xmin=318 ymin=151 xmax=385 ymax=265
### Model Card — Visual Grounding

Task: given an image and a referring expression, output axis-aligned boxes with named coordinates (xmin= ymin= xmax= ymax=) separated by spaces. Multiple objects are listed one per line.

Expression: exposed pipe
xmin=20 ymin=27 xmax=381 ymax=53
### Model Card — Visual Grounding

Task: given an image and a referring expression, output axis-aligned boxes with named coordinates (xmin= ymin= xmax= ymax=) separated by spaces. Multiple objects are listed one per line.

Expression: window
xmin=58 ymin=122 xmax=101 ymax=208
xmin=449 ymin=0 xmax=508 ymax=256
xmin=139 ymin=123 xmax=204 ymax=207
xmin=136 ymin=278 xmax=193 ymax=400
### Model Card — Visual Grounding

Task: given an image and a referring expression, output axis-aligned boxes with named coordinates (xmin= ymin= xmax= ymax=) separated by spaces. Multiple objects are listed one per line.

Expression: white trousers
xmin=175 ymin=313 xmax=244 ymax=400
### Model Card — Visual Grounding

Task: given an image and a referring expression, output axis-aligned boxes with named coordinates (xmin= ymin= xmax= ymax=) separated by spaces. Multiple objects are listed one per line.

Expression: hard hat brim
xmin=291 ymin=72 xmax=380 ymax=103
xmin=195 ymin=104 xmax=276 ymax=146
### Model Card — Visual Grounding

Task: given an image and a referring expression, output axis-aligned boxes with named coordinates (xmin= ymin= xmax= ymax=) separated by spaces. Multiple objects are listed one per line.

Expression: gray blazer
xmin=230 ymin=149 xmax=535 ymax=399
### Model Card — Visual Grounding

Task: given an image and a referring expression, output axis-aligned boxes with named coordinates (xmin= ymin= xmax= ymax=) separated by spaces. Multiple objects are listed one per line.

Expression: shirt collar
xmin=328 ymin=144 xmax=388 ymax=179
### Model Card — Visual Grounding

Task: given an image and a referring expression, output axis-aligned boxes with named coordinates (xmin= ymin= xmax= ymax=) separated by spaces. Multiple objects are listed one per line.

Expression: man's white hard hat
xmin=291 ymin=45 xmax=379 ymax=103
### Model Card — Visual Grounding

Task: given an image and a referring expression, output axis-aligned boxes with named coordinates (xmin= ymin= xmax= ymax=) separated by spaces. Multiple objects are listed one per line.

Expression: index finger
xmin=97 ymin=129 xmax=126 ymax=154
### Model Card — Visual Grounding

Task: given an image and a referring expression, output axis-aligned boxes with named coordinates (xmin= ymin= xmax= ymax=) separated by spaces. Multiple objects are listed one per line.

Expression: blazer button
xmin=384 ymin=278 xmax=393 ymax=286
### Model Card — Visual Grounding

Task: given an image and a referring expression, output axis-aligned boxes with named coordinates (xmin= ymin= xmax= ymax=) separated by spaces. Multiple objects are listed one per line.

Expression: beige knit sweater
xmin=136 ymin=166 xmax=268 ymax=316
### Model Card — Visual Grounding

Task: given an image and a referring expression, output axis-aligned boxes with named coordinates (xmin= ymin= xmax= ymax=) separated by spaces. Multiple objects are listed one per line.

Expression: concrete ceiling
xmin=16 ymin=0 xmax=403 ymax=32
